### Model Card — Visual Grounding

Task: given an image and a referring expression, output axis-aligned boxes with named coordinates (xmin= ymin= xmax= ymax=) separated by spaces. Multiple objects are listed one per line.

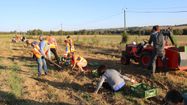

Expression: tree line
xmin=25 ymin=28 xmax=187 ymax=35
xmin=25 ymin=29 xmax=123 ymax=35
xmin=1 ymin=27 xmax=187 ymax=35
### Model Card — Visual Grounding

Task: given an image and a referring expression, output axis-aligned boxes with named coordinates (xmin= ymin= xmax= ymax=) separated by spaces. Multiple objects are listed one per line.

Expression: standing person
xmin=148 ymin=25 xmax=165 ymax=75
xmin=31 ymin=41 xmax=48 ymax=77
xmin=164 ymin=27 xmax=175 ymax=46
xmin=21 ymin=36 xmax=26 ymax=42
xmin=47 ymin=35 xmax=60 ymax=63
xmin=67 ymin=36 xmax=75 ymax=53
xmin=39 ymin=36 xmax=50 ymax=59
xmin=15 ymin=34 xmax=21 ymax=42
xmin=94 ymin=65 xmax=137 ymax=94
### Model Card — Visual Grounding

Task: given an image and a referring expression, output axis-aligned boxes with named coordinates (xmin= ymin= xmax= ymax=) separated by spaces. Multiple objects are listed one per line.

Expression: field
xmin=0 ymin=34 xmax=187 ymax=105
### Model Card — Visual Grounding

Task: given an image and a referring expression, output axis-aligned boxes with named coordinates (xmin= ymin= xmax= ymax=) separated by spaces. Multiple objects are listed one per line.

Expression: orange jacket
xmin=32 ymin=45 xmax=42 ymax=59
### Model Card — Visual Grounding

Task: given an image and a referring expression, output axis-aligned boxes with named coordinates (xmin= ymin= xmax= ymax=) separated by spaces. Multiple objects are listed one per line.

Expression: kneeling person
xmin=72 ymin=54 xmax=87 ymax=72
xmin=94 ymin=65 xmax=136 ymax=94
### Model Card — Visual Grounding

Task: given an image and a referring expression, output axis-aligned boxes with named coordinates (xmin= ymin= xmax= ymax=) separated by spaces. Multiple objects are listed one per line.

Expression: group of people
xmin=12 ymin=34 xmax=25 ymax=43
xmin=28 ymin=35 xmax=137 ymax=94
xmin=13 ymin=29 xmax=186 ymax=104
xmin=30 ymin=35 xmax=136 ymax=95
xmin=30 ymin=35 xmax=88 ymax=77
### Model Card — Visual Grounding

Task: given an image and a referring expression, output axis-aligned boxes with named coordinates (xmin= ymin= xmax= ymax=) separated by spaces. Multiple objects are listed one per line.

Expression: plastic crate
xmin=130 ymin=83 xmax=157 ymax=99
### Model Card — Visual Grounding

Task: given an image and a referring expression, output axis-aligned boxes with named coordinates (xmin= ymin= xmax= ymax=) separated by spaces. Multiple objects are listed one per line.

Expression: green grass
xmin=81 ymin=92 xmax=100 ymax=105
xmin=10 ymin=64 xmax=21 ymax=71
xmin=82 ymin=92 xmax=92 ymax=102
xmin=0 ymin=56 xmax=3 ymax=61
xmin=8 ymin=71 xmax=22 ymax=97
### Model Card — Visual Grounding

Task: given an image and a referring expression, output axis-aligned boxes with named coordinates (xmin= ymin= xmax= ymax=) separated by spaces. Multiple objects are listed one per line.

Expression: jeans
xmin=114 ymin=82 xmax=125 ymax=92
xmin=151 ymin=51 xmax=165 ymax=74
xmin=37 ymin=57 xmax=48 ymax=76
xmin=50 ymin=48 xmax=59 ymax=63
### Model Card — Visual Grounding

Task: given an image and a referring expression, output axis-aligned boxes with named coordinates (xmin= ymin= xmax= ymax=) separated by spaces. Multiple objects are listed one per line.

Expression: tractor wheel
xmin=139 ymin=52 xmax=152 ymax=68
xmin=121 ymin=56 xmax=130 ymax=65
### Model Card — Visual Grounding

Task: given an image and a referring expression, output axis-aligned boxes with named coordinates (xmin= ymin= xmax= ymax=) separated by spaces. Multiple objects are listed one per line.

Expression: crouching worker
xmin=31 ymin=41 xmax=48 ymax=77
xmin=64 ymin=39 xmax=70 ymax=57
xmin=94 ymin=65 xmax=137 ymax=94
xmin=72 ymin=53 xmax=87 ymax=72
xmin=163 ymin=89 xmax=187 ymax=105
xmin=47 ymin=35 xmax=59 ymax=63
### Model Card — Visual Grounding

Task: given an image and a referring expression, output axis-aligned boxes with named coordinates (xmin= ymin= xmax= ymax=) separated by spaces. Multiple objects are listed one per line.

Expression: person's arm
xmin=168 ymin=31 xmax=175 ymax=46
xmin=94 ymin=76 xmax=106 ymax=94
xmin=72 ymin=61 xmax=77 ymax=70
xmin=54 ymin=38 xmax=58 ymax=49
xmin=119 ymin=74 xmax=137 ymax=83
xmin=72 ymin=56 xmax=77 ymax=69
xmin=148 ymin=34 xmax=153 ymax=45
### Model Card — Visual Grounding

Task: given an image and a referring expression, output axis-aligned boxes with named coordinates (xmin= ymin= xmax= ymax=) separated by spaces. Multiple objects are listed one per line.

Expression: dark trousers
xmin=50 ymin=48 xmax=59 ymax=63
xmin=151 ymin=51 xmax=166 ymax=74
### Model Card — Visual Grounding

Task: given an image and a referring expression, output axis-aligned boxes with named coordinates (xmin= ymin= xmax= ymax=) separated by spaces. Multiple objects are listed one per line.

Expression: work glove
xmin=41 ymin=56 xmax=45 ymax=59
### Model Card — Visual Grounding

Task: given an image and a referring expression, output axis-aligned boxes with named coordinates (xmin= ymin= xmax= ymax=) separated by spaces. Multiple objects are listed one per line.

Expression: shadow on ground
xmin=0 ymin=91 xmax=73 ymax=105
xmin=0 ymin=65 xmax=8 ymax=70
xmin=86 ymin=57 xmax=150 ymax=76
xmin=33 ymin=77 xmax=95 ymax=93
xmin=8 ymin=56 xmax=34 ymax=62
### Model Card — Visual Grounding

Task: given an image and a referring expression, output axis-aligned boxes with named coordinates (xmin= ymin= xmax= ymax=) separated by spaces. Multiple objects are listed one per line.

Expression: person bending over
xmin=72 ymin=53 xmax=87 ymax=72
xmin=94 ymin=65 xmax=137 ymax=94
xmin=164 ymin=89 xmax=187 ymax=105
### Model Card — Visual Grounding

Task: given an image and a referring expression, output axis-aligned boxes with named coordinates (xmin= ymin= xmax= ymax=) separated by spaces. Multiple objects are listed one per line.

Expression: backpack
xmin=155 ymin=32 xmax=164 ymax=54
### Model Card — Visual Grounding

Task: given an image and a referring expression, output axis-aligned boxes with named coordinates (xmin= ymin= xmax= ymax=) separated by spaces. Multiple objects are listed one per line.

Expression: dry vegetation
xmin=0 ymin=34 xmax=187 ymax=105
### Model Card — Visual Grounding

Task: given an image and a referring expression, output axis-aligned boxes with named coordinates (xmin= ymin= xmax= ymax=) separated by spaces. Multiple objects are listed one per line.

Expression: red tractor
xmin=121 ymin=40 xmax=187 ymax=71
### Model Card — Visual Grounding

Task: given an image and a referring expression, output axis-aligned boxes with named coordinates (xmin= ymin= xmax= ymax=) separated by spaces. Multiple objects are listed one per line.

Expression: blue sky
xmin=0 ymin=0 xmax=187 ymax=31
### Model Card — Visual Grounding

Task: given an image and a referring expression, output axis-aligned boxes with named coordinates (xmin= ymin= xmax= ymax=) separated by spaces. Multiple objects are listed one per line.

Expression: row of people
xmin=22 ymin=33 xmax=186 ymax=104
xmin=31 ymin=35 xmax=87 ymax=76
xmin=30 ymin=35 xmax=137 ymax=94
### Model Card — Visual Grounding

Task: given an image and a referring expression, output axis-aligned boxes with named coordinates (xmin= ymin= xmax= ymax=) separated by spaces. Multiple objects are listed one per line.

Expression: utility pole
xmin=124 ymin=9 xmax=126 ymax=33
xmin=61 ymin=23 xmax=63 ymax=35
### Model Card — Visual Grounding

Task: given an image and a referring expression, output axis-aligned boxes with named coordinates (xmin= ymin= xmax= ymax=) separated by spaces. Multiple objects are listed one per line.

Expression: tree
xmin=183 ymin=29 xmax=187 ymax=35
xmin=121 ymin=32 xmax=128 ymax=44
xmin=50 ymin=31 xmax=55 ymax=35
xmin=58 ymin=30 xmax=63 ymax=35
xmin=26 ymin=30 xmax=32 ymax=35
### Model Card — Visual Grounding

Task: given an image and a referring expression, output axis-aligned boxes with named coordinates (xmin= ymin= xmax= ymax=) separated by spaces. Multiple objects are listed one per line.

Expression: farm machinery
xmin=121 ymin=39 xmax=187 ymax=71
